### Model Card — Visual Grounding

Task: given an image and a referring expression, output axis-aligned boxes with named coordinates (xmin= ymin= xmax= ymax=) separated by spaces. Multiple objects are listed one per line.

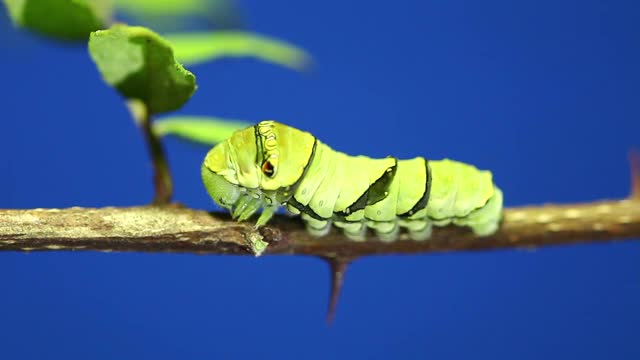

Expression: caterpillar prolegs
xmin=202 ymin=120 xmax=503 ymax=242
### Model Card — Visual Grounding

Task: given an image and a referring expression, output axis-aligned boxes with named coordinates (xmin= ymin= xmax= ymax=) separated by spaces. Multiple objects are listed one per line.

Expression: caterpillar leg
xmin=285 ymin=204 xmax=301 ymax=216
xmin=255 ymin=205 xmax=277 ymax=227
xmin=231 ymin=194 xmax=249 ymax=219
xmin=400 ymin=219 xmax=433 ymax=241
xmin=334 ymin=221 xmax=367 ymax=241
xmin=232 ymin=194 xmax=262 ymax=221
xmin=302 ymin=214 xmax=332 ymax=237
xmin=367 ymin=221 xmax=400 ymax=242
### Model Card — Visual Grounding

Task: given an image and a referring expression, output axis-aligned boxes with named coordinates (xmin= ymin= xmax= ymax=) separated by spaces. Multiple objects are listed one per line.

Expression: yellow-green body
xmin=202 ymin=121 xmax=503 ymax=241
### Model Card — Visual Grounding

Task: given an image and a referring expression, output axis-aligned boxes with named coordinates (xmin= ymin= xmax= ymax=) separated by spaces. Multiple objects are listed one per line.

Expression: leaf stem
xmin=140 ymin=111 xmax=173 ymax=205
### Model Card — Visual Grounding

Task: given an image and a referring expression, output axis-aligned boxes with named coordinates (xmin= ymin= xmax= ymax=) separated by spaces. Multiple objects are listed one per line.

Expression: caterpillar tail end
xmin=459 ymin=187 xmax=504 ymax=237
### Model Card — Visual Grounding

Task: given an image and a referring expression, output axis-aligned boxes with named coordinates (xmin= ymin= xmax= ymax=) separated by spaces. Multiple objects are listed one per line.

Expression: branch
xmin=128 ymin=100 xmax=174 ymax=205
xmin=1 ymin=198 xmax=639 ymax=256
xmin=140 ymin=111 xmax=173 ymax=205
xmin=2 ymin=152 xmax=640 ymax=257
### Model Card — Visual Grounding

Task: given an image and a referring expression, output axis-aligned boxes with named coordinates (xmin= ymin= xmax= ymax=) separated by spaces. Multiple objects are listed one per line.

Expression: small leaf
xmin=153 ymin=116 xmax=250 ymax=145
xmin=2 ymin=0 xmax=111 ymax=41
xmin=164 ymin=31 xmax=312 ymax=70
xmin=245 ymin=231 xmax=269 ymax=257
xmin=112 ymin=0 xmax=243 ymax=31
xmin=89 ymin=24 xmax=197 ymax=115
xmin=113 ymin=0 xmax=210 ymax=17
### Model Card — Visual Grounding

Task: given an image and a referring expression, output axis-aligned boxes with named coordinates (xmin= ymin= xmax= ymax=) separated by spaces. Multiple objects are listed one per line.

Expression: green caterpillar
xmin=202 ymin=120 xmax=503 ymax=242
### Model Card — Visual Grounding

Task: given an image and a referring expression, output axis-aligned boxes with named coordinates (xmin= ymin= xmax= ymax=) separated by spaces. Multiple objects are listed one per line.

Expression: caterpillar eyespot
xmin=202 ymin=120 xmax=503 ymax=242
xmin=262 ymin=160 xmax=276 ymax=178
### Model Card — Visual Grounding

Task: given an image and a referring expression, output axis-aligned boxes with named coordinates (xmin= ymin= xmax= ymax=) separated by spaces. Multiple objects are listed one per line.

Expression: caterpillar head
xmin=202 ymin=120 xmax=316 ymax=211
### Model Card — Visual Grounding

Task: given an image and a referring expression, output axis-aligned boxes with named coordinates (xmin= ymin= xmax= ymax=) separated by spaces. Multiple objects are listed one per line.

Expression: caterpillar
xmin=202 ymin=120 xmax=503 ymax=242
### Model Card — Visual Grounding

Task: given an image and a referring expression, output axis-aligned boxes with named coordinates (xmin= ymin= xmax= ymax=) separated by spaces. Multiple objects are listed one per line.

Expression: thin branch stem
xmin=140 ymin=110 xmax=173 ymax=205
xmin=1 ymin=198 xmax=639 ymax=256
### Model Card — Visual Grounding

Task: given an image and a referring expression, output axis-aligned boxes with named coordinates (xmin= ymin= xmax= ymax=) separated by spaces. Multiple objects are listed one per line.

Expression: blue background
xmin=1 ymin=0 xmax=639 ymax=358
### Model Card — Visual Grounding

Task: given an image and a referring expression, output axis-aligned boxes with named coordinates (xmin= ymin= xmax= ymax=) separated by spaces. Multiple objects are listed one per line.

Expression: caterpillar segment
xmin=202 ymin=120 xmax=503 ymax=242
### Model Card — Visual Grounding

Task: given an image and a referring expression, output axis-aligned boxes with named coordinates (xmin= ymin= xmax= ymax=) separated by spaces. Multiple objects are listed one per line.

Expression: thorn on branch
xmin=324 ymin=256 xmax=355 ymax=325
xmin=630 ymin=149 xmax=640 ymax=199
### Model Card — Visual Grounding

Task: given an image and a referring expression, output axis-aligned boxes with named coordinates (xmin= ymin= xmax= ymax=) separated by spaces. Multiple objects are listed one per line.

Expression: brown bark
xmin=1 ymin=198 xmax=639 ymax=256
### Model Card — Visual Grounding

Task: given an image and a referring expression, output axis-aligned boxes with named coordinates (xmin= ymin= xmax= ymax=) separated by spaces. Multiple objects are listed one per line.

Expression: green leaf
xmin=112 ymin=0 xmax=209 ymax=17
xmin=153 ymin=116 xmax=250 ymax=145
xmin=163 ymin=31 xmax=312 ymax=70
xmin=2 ymin=0 xmax=111 ymax=41
xmin=111 ymin=0 xmax=243 ymax=31
xmin=89 ymin=24 xmax=197 ymax=115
